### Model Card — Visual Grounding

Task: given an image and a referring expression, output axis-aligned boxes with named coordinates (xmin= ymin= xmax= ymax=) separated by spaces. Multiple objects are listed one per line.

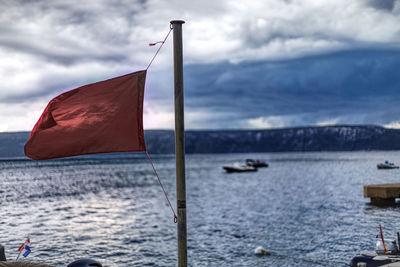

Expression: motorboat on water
xmin=350 ymin=242 xmax=400 ymax=266
xmin=223 ymin=159 xmax=268 ymax=173
xmin=246 ymin=159 xmax=269 ymax=168
xmin=223 ymin=163 xmax=257 ymax=173
xmin=377 ymin=161 xmax=399 ymax=169
xmin=350 ymin=228 xmax=400 ymax=267
xmin=351 ymin=254 xmax=400 ymax=266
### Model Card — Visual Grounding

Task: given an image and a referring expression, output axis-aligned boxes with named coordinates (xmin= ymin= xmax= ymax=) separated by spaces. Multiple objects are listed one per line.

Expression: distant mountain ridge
xmin=1 ymin=125 xmax=400 ymax=158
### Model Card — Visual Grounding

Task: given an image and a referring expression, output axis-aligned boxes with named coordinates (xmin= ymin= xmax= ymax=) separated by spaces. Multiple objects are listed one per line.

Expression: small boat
xmin=377 ymin=161 xmax=399 ymax=169
xmin=223 ymin=163 xmax=257 ymax=173
xmin=350 ymin=253 xmax=400 ymax=266
xmin=246 ymin=159 xmax=268 ymax=168
xmin=350 ymin=227 xmax=400 ymax=267
xmin=350 ymin=240 xmax=400 ymax=266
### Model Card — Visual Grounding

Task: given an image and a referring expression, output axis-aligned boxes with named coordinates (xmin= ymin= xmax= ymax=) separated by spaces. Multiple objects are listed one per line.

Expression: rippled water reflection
xmin=2 ymin=152 xmax=400 ymax=266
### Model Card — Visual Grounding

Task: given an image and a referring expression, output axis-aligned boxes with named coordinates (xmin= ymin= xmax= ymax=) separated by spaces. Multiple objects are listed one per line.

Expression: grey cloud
xmin=0 ymin=0 xmax=146 ymax=66
xmin=0 ymin=38 xmax=127 ymax=66
xmin=366 ymin=0 xmax=398 ymax=11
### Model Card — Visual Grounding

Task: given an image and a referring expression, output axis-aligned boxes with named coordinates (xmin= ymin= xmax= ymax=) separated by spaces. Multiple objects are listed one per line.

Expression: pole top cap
xmin=170 ymin=20 xmax=185 ymax=24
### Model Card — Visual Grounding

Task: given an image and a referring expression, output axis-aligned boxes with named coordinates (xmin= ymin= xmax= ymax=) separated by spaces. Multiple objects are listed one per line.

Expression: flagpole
xmin=170 ymin=20 xmax=187 ymax=267
xmin=16 ymin=234 xmax=29 ymax=261
xmin=16 ymin=250 xmax=22 ymax=261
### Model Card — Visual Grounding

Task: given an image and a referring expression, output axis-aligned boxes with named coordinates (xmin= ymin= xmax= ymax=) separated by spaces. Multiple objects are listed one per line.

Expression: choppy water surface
xmin=2 ymin=152 xmax=400 ymax=266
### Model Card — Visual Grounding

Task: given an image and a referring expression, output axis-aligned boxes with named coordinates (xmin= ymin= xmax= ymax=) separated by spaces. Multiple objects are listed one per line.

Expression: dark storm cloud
xmin=184 ymin=49 xmax=400 ymax=128
xmin=366 ymin=0 xmax=398 ymax=11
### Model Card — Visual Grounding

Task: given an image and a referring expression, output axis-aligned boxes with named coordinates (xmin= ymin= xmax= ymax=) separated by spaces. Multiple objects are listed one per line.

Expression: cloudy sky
xmin=1 ymin=0 xmax=400 ymax=131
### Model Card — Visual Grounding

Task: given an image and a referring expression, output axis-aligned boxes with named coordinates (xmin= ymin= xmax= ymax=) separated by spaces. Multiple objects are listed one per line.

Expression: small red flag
xmin=25 ymin=70 xmax=147 ymax=160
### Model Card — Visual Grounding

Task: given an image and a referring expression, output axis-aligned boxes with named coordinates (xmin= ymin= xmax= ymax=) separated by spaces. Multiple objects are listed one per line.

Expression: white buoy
xmin=254 ymin=246 xmax=271 ymax=256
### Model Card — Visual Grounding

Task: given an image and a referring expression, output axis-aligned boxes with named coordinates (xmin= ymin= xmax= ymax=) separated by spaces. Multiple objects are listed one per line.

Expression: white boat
xmin=223 ymin=162 xmax=257 ymax=173
xmin=377 ymin=161 xmax=399 ymax=169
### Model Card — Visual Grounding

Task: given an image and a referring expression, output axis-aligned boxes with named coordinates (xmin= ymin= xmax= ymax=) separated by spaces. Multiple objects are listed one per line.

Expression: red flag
xmin=25 ymin=70 xmax=147 ymax=160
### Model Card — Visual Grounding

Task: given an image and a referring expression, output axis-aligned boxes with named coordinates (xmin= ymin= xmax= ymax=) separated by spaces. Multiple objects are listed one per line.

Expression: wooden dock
xmin=364 ymin=183 xmax=400 ymax=205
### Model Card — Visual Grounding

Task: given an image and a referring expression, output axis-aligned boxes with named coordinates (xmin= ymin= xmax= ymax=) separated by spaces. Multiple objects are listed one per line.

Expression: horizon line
xmin=1 ymin=123 xmax=398 ymax=134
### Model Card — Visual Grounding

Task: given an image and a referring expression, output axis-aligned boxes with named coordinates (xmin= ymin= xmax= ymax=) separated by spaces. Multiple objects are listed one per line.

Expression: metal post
xmin=170 ymin=20 xmax=187 ymax=267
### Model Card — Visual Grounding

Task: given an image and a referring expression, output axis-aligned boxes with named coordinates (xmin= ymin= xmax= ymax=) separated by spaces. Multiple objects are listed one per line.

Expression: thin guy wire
xmin=146 ymin=26 xmax=173 ymax=70
xmin=145 ymin=151 xmax=178 ymax=223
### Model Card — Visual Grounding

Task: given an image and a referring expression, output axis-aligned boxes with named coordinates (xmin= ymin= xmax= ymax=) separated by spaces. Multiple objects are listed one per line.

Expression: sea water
xmin=2 ymin=152 xmax=400 ymax=266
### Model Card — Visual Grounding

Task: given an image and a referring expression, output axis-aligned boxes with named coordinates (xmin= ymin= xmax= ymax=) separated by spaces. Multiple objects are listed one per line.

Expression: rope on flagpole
xmin=146 ymin=25 xmax=173 ymax=70
xmin=145 ymin=24 xmax=176 ymax=223
xmin=145 ymin=151 xmax=178 ymax=223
